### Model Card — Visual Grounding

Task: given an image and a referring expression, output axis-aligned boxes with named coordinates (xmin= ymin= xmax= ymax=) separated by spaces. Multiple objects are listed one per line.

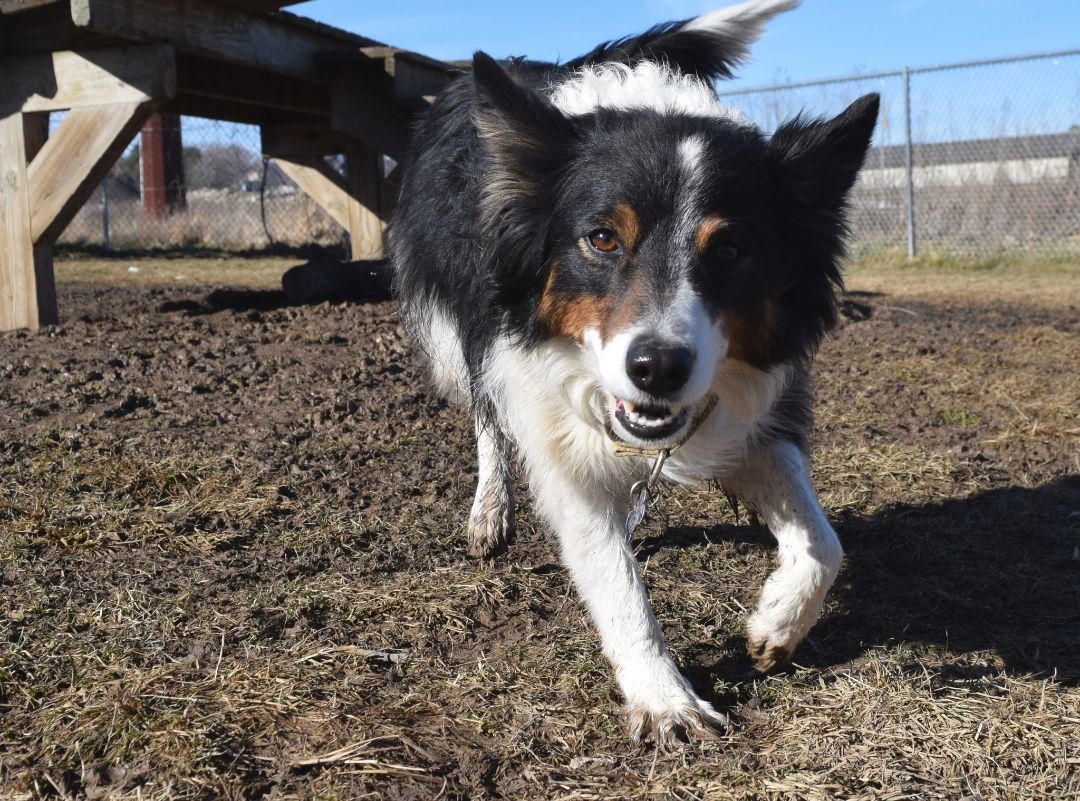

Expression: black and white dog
xmin=390 ymin=0 xmax=878 ymax=744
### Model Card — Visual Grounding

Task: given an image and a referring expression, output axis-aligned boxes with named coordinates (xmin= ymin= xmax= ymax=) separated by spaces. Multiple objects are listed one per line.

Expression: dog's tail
xmin=564 ymin=0 xmax=799 ymax=81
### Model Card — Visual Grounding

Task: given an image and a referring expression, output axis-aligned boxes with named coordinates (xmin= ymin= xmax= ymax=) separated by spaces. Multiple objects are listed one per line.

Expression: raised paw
xmin=747 ymin=634 xmax=792 ymax=673
xmin=467 ymin=494 xmax=514 ymax=558
xmin=624 ymin=699 xmax=728 ymax=749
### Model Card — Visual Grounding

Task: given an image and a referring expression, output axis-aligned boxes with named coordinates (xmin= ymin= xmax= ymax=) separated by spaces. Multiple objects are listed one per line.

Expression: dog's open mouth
xmin=613 ymin=399 xmax=690 ymax=442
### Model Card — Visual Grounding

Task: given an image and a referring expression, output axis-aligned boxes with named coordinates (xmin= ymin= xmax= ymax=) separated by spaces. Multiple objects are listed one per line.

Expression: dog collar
xmin=603 ymin=393 xmax=719 ymax=458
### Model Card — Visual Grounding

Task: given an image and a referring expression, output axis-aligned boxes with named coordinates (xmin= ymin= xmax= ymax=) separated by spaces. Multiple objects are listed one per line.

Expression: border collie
xmin=390 ymin=0 xmax=878 ymax=745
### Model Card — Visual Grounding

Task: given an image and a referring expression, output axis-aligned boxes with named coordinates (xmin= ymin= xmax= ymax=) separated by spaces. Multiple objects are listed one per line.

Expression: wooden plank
xmin=0 ymin=44 xmax=176 ymax=113
xmin=72 ymin=0 xmax=377 ymax=83
xmin=318 ymin=48 xmax=455 ymax=101
xmin=273 ymin=156 xmax=350 ymax=230
xmin=0 ymin=2 xmax=87 ymax=59
xmin=330 ymin=78 xmax=412 ymax=161
xmin=0 ymin=113 xmax=46 ymax=331
xmin=358 ymin=47 xmax=456 ymax=99
xmin=261 ymin=123 xmax=355 ymax=158
xmin=28 ymin=99 xmax=158 ymax=243
xmin=174 ymin=52 xmax=330 ymax=117
xmin=345 ymin=147 xmax=383 ymax=260
xmin=163 ymin=94 xmax=315 ymax=126
xmin=213 ymin=0 xmax=296 ymax=9
xmin=0 ymin=0 xmax=60 ymax=13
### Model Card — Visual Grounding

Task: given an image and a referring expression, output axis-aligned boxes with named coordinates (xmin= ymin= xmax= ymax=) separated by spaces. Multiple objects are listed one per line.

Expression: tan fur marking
xmin=694 ymin=215 xmax=729 ymax=255
xmin=724 ymin=297 xmax=776 ymax=367
xmin=537 ymin=267 xmax=611 ymax=342
xmin=607 ymin=203 xmax=641 ymax=252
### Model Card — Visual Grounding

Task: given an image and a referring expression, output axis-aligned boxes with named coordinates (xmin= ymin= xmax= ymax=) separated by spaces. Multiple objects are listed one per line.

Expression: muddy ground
xmin=1 ymin=260 xmax=1078 ymax=799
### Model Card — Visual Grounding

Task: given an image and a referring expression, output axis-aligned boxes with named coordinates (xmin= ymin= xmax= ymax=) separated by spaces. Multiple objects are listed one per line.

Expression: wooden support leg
xmin=346 ymin=148 xmax=383 ymax=260
xmin=0 ymin=45 xmax=174 ymax=331
xmin=0 ymin=111 xmax=53 ymax=330
xmin=1 ymin=101 xmax=158 ymax=331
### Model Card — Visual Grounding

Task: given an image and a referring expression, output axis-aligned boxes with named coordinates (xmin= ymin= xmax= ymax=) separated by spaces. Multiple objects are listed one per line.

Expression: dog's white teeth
xmin=624 ymin=406 xmax=674 ymax=427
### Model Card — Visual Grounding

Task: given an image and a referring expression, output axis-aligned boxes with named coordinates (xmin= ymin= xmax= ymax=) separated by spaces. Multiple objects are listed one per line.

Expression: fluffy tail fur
xmin=564 ymin=0 xmax=799 ymax=81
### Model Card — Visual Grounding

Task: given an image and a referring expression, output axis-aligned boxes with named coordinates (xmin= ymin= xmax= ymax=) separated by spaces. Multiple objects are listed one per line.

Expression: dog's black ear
xmin=471 ymin=52 xmax=575 ymax=216
xmin=769 ymin=93 xmax=879 ymax=222
xmin=763 ymin=94 xmax=879 ymax=348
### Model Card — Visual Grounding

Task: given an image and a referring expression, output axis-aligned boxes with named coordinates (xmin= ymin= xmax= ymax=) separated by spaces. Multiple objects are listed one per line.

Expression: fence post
xmin=903 ymin=66 xmax=916 ymax=260
xmin=101 ymin=181 xmax=110 ymax=251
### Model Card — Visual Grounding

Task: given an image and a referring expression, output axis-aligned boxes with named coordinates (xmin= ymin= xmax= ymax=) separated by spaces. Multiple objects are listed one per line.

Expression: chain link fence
xmin=726 ymin=49 xmax=1080 ymax=257
xmin=59 ymin=117 xmax=349 ymax=253
xmin=58 ymin=49 xmax=1079 ymax=258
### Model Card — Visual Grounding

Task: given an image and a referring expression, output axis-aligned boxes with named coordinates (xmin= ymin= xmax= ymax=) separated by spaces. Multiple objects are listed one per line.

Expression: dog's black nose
xmin=626 ymin=339 xmax=693 ymax=397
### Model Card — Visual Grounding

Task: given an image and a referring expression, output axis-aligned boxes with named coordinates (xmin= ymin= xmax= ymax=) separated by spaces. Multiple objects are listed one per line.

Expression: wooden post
xmin=346 ymin=147 xmax=383 ymax=260
xmin=140 ymin=111 xmax=185 ymax=217
xmin=0 ymin=113 xmax=44 ymax=330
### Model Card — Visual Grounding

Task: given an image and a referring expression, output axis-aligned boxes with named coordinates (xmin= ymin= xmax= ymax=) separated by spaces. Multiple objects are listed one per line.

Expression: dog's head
xmin=472 ymin=53 xmax=878 ymax=449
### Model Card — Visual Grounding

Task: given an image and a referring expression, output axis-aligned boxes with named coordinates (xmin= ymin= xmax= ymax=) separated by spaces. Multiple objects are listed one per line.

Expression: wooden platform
xmin=0 ymin=0 xmax=456 ymax=330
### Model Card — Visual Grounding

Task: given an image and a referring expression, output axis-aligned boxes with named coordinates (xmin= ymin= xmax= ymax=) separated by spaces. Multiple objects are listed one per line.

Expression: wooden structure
xmin=0 ymin=0 xmax=455 ymax=331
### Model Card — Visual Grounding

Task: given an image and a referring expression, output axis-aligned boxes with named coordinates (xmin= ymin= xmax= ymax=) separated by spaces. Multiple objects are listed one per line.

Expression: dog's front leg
xmin=533 ymin=470 xmax=726 ymax=746
xmin=725 ymin=438 xmax=843 ymax=672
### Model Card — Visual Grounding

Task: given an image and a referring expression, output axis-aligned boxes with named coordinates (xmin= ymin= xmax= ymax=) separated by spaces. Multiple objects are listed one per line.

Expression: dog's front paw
xmin=746 ymin=615 xmax=797 ymax=673
xmin=618 ymin=661 xmax=728 ymax=748
xmin=624 ymin=696 xmax=728 ymax=749
xmin=467 ymin=495 xmax=514 ymax=558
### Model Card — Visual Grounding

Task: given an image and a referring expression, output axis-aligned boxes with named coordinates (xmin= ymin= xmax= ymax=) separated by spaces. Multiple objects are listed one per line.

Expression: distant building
xmin=859 ymin=131 xmax=1079 ymax=188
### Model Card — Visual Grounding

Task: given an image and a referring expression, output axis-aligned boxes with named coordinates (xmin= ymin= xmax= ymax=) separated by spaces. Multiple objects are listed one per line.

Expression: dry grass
xmin=847 ymin=250 xmax=1080 ymax=307
xmin=51 ymin=255 xmax=296 ymax=290
xmin=1 ymin=255 xmax=1078 ymax=799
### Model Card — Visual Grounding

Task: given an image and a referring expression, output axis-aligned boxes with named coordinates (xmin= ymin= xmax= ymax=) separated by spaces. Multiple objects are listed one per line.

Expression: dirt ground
xmin=1 ymin=256 xmax=1078 ymax=800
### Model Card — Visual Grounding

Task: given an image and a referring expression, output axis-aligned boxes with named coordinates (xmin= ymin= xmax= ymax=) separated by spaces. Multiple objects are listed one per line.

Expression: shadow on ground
xmin=657 ymin=475 xmax=1080 ymax=685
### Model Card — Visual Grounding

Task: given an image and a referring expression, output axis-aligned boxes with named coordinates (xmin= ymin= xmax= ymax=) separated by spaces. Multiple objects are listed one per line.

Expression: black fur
xmin=566 ymin=19 xmax=752 ymax=80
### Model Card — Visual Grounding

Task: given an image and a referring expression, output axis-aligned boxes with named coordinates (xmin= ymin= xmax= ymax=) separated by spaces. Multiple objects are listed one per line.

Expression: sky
xmin=294 ymin=0 xmax=1080 ymax=91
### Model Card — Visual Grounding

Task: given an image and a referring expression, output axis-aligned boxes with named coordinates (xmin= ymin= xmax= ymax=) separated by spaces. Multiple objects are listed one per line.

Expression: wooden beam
xmin=0 ymin=0 xmax=60 ymax=13
xmin=346 ymin=148 xmax=383 ymax=260
xmin=262 ymin=123 xmax=355 ymax=158
xmin=273 ymin=156 xmax=350 ymax=230
xmin=0 ymin=2 xmax=85 ymax=60
xmin=352 ymin=47 xmax=456 ymax=99
xmin=0 ymin=44 xmax=176 ymax=114
xmin=0 ymin=113 xmax=42 ymax=331
xmin=330 ymin=79 xmax=413 ymax=161
xmin=174 ymin=52 xmax=330 ymax=118
xmin=71 ymin=0 xmax=376 ymax=83
xmin=28 ymin=99 xmax=159 ymax=243
xmin=163 ymin=94 xmax=316 ymax=127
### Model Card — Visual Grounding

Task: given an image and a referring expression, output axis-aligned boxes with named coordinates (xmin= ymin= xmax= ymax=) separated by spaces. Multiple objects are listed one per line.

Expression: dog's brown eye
xmin=587 ymin=229 xmax=621 ymax=254
xmin=714 ymin=243 xmax=740 ymax=262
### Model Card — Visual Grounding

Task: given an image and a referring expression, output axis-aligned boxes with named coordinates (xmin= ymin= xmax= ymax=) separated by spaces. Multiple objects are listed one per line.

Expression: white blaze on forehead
xmin=549 ymin=62 xmax=743 ymax=119
xmin=678 ymin=136 xmax=706 ymax=175
xmin=675 ymin=135 xmax=708 ymax=252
